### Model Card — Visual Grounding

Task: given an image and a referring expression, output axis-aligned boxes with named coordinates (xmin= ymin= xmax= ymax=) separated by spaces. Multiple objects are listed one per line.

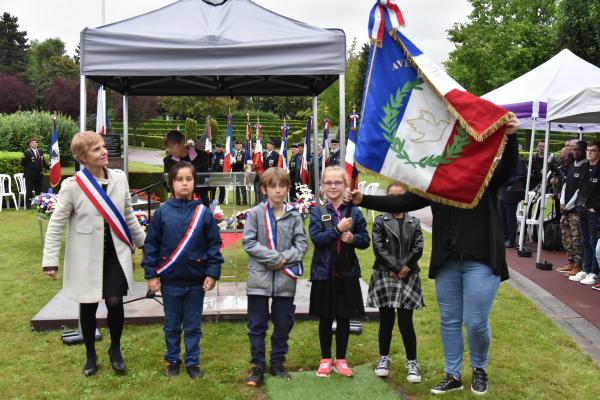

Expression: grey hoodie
xmin=243 ymin=203 xmax=308 ymax=297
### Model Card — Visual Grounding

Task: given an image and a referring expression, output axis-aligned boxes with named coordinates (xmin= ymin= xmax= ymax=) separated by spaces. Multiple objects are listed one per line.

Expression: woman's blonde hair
xmin=70 ymin=131 xmax=104 ymax=163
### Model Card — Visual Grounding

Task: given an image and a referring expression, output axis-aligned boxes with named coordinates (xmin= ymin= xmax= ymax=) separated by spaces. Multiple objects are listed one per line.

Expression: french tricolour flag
xmin=344 ymin=111 xmax=359 ymax=188
xmin=223 ymin=113 xmax=233 ymax=172
xmin=252 ymin=122 xmax=264 ymax=176
xmin=278 ymin=123 xmax=288 ymax=170
xmin=95 ymin=86 xmax=106 ymax=135
xmin=49 ymin=114 xmax=61 ymax=188
xmin=355 ymin=1 xmax=511 ymax=208
xmin=300 ymin=117 xmax=312 ymax=185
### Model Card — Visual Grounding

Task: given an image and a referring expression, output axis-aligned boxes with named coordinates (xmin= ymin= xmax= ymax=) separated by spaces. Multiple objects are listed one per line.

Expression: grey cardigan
xmin=242 ymin=203 xmax=308 ymax=297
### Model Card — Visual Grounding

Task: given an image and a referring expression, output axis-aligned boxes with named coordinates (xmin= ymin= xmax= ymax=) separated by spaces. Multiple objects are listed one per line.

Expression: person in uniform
xmin=22 ymin=137 xmax=48 ymax=208
xmin=327 ymin=138 xmax=340 ymax=166
xmin=233 ymin=140 xmax=248 ymax=205
xmin=288 ymin=143 xmax=300 ymax=201
xmin=263 ymin=140 xmax=279 ymax=172
xmin=211 ymin=143 xmax=226 ymax=204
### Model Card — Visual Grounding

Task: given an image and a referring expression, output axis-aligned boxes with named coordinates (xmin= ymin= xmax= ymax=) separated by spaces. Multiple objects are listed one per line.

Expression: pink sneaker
xmin=333 ymin=359 xmax=353 ymax=377
xmin=316 ymin=358 xmax=333 ymax=377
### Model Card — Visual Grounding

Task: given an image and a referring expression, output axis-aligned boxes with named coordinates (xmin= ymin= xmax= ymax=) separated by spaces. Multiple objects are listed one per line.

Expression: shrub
xmin=0 ymin=151 xmax=24 ymax=175
xmin=0 ymin=73 xmax=34 ymax=113
xmin=0 ymin=111 xmax=77 ymax=162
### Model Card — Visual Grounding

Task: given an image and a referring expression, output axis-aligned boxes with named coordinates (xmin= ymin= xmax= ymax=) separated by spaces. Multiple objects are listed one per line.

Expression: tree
xmin=26 ymin=38 xmax=71 ymax=100
xmin=42 ymin=78 xmax=98 ymax=119
xmin=444 ymin=0 xmax=558 ymax=95
xmin=0 ymin=73 xmax=34 ymax=113
xmin=354 ymin=43 xmax=371 ymax=114
xmin=114 ymin=96 xmax=160 ymax=145
xmin=555 ymin=0 xmax=600 ymax=66
xmin=160 ymin=96 xmax=237 ymax=119
xmin=0 ymin=12 xmax=29 ymax=76
xmin=249 ymin=96 xmax=311 ymax=119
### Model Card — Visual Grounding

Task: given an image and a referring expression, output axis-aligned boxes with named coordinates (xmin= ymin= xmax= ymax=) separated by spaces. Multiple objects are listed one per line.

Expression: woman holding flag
xmin=42 ymin=131 xmax=146 ymax=376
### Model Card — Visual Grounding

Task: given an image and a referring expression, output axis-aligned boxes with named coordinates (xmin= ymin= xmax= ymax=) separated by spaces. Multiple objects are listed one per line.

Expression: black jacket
xmin=372 ymin=213 xmax=424 ymax=275
xmin=360 ymin=134 xmax=519 ymax=281
xmin=21 ymin=148 xmax=46 ymax=179
xmin=212 ymin=151 xmax=225 ymax=172
xmin=577 ymin=161 xmax=600 ymax=211
xmin=232 ymin=149 xmax=246 ymax=172
xmin=263 ymin=150 xmax=279 ymax=171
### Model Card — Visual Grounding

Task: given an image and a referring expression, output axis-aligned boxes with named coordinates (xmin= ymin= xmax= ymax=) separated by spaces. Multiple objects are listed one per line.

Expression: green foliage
xmin=160 ymin=96 xmax=238 ymax=119
xmin=0 ymin=111 xmax=77 ymax=161
xmin=355 ymin=42 xmax=371 ymax=114
xmin=128 ymin=172 xmax=168 ymax=200
xmin=128 ymin=134 xmax=165 ymax=150
xmin=0 ymin=151 xmax=23 ymax=175
xmin=556 ymin=0 xmax=600 ymax=66
xmin=444 ymin=0 xmax=558 ymax=95
xmin=0 ymin=12 xmax=29 ymax=77
xmin=185 ymin=117 xmax=198 ymax=138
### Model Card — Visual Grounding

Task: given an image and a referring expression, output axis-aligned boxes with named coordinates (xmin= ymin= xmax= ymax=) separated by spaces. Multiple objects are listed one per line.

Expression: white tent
xmin=482 ymin=49 xmax=600 ymax=255
xmin=483 ymin=49 xmax=600 ymax=131
xmin=547 ymin=86 xmax=600 ymax=123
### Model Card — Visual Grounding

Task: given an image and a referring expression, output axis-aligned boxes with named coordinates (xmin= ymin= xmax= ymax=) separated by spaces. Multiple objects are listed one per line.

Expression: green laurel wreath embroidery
xmin=381 ymin=78 xmax=471 ymax=168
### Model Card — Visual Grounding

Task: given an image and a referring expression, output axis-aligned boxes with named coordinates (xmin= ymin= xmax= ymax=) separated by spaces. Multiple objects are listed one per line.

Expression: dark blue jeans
xmin=162 ymin=284 xmax=205 ymax=367
xmin=578 ymin=209 xmax=599 ymax=274
xmin=247 ymin=295 xmax=295 ymax=368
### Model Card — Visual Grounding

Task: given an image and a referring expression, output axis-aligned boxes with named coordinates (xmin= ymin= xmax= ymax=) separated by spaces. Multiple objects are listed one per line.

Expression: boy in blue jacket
xmin=143 ymin=161 xmax=224 ymax=379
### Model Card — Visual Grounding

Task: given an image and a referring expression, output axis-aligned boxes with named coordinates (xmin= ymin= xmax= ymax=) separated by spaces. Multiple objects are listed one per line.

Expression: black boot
xmin=108 ymin=347 xmax=126 ymax=374
xmin=83 ymin=352 xmax=98 ymax=376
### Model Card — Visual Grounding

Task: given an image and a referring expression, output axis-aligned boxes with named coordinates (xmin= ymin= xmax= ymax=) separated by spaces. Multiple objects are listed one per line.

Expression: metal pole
xmin=101 ymin=0 xmax=106 ymax=25
xmin=123 ymin=94 xmax=129 ymax=176
xmin=517 ymin=103 xmax=539 ymax=253
xmin=79 ymin=75 xmax=87 ymax=132
xmin=536 ymin=122 xmax=551 ymax=263
xmin=312 ymin=96 xmax=319 ymax=199
xmin=339 ymin=73 xmax=346 ymax=164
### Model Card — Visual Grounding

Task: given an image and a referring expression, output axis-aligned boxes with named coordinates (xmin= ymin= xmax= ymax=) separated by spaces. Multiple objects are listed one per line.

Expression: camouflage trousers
xmin=560 ymin=211 xmax=583 ymax=266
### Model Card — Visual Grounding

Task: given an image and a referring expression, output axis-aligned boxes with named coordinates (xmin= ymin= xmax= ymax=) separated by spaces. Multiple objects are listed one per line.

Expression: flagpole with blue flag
xmin=49 ymin=113 xmax=62 ymax=188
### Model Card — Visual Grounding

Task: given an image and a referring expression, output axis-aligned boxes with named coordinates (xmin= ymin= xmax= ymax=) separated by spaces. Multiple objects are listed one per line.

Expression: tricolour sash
xmin=75 ymin=168 xmax=134 ymax=252
xmin=264 ymin=202 xmax=304 ymax=280
xmin=154 ymin=204 xmax=206 ymax=275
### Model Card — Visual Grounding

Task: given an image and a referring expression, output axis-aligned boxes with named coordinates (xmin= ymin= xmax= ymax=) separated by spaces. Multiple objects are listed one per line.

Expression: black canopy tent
xmin=79 ymin=0 xmax=347 ymax=196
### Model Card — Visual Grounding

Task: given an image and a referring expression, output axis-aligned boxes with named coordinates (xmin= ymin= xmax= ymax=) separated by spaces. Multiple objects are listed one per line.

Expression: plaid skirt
xmin=366 ymin=269 xmax=424 ymax=310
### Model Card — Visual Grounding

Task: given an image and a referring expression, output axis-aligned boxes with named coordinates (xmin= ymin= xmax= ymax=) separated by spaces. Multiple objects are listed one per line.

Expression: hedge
xmin=0 ymin=111 xmax=78 ymax=162
xmin=0 ymin=151 xmax=25 ymax=175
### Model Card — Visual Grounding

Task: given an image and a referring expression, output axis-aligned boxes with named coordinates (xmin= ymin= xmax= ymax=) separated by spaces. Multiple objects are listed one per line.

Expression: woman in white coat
xmin=43 ymin=131 xmax=146 ymax=376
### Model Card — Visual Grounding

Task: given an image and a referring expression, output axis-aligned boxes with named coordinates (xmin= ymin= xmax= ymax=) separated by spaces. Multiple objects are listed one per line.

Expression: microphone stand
xmin=131 ymin=180 xmax=165 ymax=222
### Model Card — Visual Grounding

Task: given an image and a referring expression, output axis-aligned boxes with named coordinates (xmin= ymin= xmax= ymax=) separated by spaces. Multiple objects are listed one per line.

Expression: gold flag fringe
xmin=354 ymin=133 xmax=509 ymax=209
xmin=388 ymin=29 xmax=511 ymax=143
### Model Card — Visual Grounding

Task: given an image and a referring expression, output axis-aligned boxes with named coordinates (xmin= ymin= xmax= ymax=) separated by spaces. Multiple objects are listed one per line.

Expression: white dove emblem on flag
xmin=407 ymin=110 xmax=451 ymax=143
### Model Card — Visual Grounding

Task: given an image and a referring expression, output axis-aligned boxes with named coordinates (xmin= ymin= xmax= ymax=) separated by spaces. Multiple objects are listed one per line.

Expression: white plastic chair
xmin=0 ymin=174 xmax=19 ymax=211
xmin=364 ymin=182 xmax=380 ymax=222
xmin=13 ymin=173 xmax=27 ymax=209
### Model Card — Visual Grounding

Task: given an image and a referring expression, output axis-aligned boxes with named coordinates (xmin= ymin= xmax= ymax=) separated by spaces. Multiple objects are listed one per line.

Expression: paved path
xmin=410 ymin=206 xmax=600 ymax=367
xmin=128 ymin=146 xmax=164 ymax=166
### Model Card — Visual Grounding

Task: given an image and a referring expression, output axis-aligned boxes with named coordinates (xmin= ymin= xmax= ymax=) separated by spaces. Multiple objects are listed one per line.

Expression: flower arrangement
xmin=290 ymin=184 xmax=317 ymax=218
xmin=133 ymin=210 xmax=149 ymax=231
xmin=31 ymin=190 xmax=58 ymax=219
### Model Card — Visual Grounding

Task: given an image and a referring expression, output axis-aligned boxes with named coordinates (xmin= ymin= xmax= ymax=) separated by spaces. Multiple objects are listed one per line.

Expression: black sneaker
xmin=186 ymin=365 xmax=204 ymax=379
xmin=246 ymin=366 xmax=265 ymax=387
xmin=471 ymin=368 xmax=488 ymax=395
xmin=430 ymin=374 xmax=463 ymax=394
xmin=270 ymin=364 xmax=291 ymax=380
xmin=165 ymin=362 xmax=180 ymax=377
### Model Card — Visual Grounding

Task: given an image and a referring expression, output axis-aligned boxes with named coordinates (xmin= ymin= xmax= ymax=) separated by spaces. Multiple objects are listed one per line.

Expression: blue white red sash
xmin=75 ymin=168 xmax=134 ymax=252
xmin=154 ymin=204 xmax=206 ymax=275
xmin=263 ymin=202 xmax=304 ymax=280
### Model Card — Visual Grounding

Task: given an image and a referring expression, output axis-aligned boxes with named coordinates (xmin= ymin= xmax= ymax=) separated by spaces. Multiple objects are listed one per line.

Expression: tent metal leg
xmin=517 ymin=116 xmax=537 ymax=257
xmin=312 ymin=96 xmax=320 ymax=199
xmin=535 ymin=122 xmax=553 ymax=270
xmin=123 ymin=94 xmax=129 ymax=176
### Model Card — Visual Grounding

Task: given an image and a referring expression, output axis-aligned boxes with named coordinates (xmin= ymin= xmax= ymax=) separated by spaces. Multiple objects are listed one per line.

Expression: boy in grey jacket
xmin=242 ymin=167 xmax=308 ymax=387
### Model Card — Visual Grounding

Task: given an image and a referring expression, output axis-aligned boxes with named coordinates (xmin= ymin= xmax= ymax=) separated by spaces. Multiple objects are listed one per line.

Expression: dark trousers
xmin=235 ymin=186 xmax=247 ymax=205
xmin=162 ymin=284 xmax=205 ymax=367
xmin=25 ymin=175 xmax=42 ymax=208
xmin=578 ymin=209 xmax=600 ymax=274
xmin=247 ymin=295 xmax=295 ymax=368
xmin=379 ymin=308 xmax=417 ymax=360
xmin=500 ymin=199 xmax=519 ymax=243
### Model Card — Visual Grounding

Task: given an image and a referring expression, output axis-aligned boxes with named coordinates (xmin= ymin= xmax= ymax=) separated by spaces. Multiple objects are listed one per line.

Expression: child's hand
xmin=203 ymin=276 xmax=216 ymax=291
xmin=147 ymin=277 xmax=161 ymax=293
xmin=340 ymin=231 xmax=354 ymax=243
xmin=344 ymin=189 xmax=362 ymax=205
xmin=337 ymin=217 xmax=353 ymax=232
xmin=398 ymin=266 xmax=411 ymax=279
xmin=278 ymin=257 xmax=287 ymax=268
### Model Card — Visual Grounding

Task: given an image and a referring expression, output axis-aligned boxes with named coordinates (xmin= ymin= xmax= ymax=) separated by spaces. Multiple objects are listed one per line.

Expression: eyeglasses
xmin=322 ymin=181 xmax=345 ymax=187
xmin=586 ymin=149 xmax=598 ymax=153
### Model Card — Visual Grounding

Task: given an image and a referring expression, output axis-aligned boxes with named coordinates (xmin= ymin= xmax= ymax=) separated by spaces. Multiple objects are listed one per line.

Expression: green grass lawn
xmin=1 ymin=209 xmax=599 ymax=399
xmin=60 ymin=161 xmax=163 ymax=174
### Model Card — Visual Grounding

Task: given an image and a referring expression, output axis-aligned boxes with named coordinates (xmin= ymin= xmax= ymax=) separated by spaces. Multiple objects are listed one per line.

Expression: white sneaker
xmin=580 ymin=273 xmax=599 ymax=285
xmin=569 ymin=271 xmax=588 ymax=282
xmin=406 ymin=360 xmax=421 ymax=383
xmin=374 ymin=356 xmax=390 ymax=377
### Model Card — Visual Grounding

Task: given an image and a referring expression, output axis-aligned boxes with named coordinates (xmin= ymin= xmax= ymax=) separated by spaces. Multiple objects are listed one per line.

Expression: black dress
xmin=100 ymin=183 xmax=128 ymax=298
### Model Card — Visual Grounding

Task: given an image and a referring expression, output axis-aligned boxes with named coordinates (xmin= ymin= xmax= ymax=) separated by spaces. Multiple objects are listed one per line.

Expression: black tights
xmin=80 ymin=297 xmax=124 ymax=358
xmin=379 ymin=307 xmax=417 ymax=360
xmin=319 ymin=317 xmax=350 ymax=359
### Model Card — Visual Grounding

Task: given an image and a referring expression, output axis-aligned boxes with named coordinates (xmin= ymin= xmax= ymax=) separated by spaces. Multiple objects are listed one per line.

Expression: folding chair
xmin=13 ymin=173 xmax=27 ymax=209
xmin=0 ymin=174 xmax=19 ymax=211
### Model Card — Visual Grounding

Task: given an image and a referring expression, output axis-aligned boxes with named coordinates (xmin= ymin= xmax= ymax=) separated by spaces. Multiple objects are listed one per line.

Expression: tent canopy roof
xmin=548 ymin=86 xmax=600 ymax=124
xmin=482 ymin=49 xmax=600 ymax=131
xmin=80 ymin=0 xmax=346 ymax=96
